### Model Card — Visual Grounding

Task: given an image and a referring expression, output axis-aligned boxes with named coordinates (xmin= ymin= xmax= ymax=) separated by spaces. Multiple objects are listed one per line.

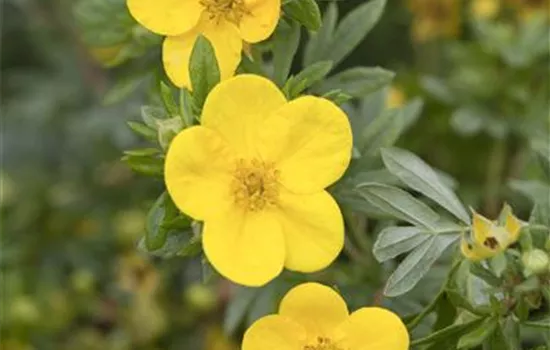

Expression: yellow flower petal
xmin=279 ymin=283 xmax=348 ymax=339
xmin=202 ymin=210 xmax=285 ymax=286
xmin=472 ymin=211 xmax=495 ymax=245
xmin=201 ymin=75 xmax=287 ymax=157
xmin=334 ymin=307 xmax=409 ymax=350
xmin=276 ymin=189 xmax=344 ymax=272
xmin=258 ymin=96 xmax=352 ymax=194
xmin=127 ymin=0 xmax=203 ymax=36
xmin=242 ymin=315 xmax=307 ymax=350
xmin=240 ymin=0 xmax=281 ymax=43
xmin=460 ymin=236 xmax=492 ymax=261
xmin=163 ymin=17 xmax=242 ymax=88
xmin=505 ymin=210 xmax=522 ymax=244
xmin=164 ymin=126 xmax=235 ymax=220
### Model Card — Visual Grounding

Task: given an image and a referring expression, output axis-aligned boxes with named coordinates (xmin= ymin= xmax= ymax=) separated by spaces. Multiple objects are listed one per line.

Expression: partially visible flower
xmin=386 ymin=86 xmax=406 ymax=109
xmin=127 ymin=0 xmax=281 ymax=88
xmin=460 ymin=207 xmax=523 ymax=261
xmin=242 ymin=283 xmax=409 ymax=350
xmin=164 ymin=75 xmax=352 ymax=286
xmin=522 ymin=249 xmax=550 ymax=276
xmin=408 ymin=0 xmax=461 ymax=42
xmin=205 ymin=326 xmax=238 ymax=350
xmin=471 ymin=0 xmax=501 ymax=19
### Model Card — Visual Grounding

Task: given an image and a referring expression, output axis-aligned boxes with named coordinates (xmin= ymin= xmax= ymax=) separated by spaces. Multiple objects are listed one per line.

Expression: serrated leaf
xmin=283 ymin=0 xmax=322 ymax=31
xmin=356 ymin=183 xmax=440 ymax=230
xmin=303 ymin=2 xmax=338 ymax=65
xmin=384 ymin=234 xmax=458 ymax=297
xmin=326 ymin=0 xmax=386 ymax=67
xmin=381 ymin=147 xmax=470 ymax=224
xmin=284 ymin=60 xmax=333 ymax=98
xmin=373 ymin=226 xmax=430 ymax=262
xmin=272 ymin=20 xmax=301 ymax=87
xmin=189 ymin=35 xmax=220 ymax=109
xmin=317 ymin=67 xmax=394 ymax=98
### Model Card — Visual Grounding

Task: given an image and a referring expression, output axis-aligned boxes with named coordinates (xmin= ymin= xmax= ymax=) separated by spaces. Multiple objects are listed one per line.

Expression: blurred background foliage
xmin=1 ymin=0 xmax=548 ymax=349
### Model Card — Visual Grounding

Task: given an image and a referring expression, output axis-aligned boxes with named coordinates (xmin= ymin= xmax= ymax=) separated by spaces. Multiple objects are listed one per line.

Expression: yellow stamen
xmin=231 ymin=159 xmax=279 ymax=211
xmin=200 ymin=0 xmax=249 ymax=23
xmin=304 ymin=337 xmax=344 ymax=350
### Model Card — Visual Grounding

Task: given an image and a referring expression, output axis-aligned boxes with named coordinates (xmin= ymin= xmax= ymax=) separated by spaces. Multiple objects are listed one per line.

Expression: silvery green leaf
xmin=316 ymin=67 xmax=395 ymax=98
xmin=457 ymin=317 xmax=498 ymax=349
xmin=326 ymin=0 xmax=386 ymax=67
xmin=356 ymin=183 xmax=440 ymax=230
xmin=303 ymin=2 xmax=338 ymax=65
xmin=283 ymin=0 xmax=322 ymax=31
xmin=381 ymin=147 xmax=470 ymax=224
xmin=384 ymin=234 xmax=458 ymax=297
xmin=272 ymin=20 xmax=301 ymax=87
xmin=284 ymin=61 xmax=333 ymax=98
xmin=373 ymin=226 xmax=430 ymax=262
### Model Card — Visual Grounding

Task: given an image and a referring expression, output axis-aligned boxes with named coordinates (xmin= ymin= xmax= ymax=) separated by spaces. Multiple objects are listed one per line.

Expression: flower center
xmin=304 ymin=337 xmax=343 ymax=350
xmin=231 ymin=159 xmax=279 ymax=211
xmin=200 ymin=0 xmax=248 ymax=23
xmin=483 ymin=236 xmax=499 ymax=249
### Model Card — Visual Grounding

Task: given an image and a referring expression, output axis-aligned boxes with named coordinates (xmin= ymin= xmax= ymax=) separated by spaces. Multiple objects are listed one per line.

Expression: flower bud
xmin=522 ymin=249 xmax=550 ymax=276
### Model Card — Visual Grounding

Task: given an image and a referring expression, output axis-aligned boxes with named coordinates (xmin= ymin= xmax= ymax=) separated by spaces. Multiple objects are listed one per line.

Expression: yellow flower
xmin=242 ymin=283 xmax=409 ymax=350
xmin=408 ymin=0 xmax=461 ymax=42
xmin=471 ymin=0 xmax=501 ymax=19
xmin=460 ymin=207 xmax=522 ymax=261
xmin=127 ymin=0 xmax=281 ymax=88
xmin=164 ymin=75 xmax=352 ymax=286
xmin=386 ymin=86 xmax=406 ymax=109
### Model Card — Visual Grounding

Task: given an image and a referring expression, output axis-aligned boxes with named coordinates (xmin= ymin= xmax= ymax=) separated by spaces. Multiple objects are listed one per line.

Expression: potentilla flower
xmin=242 ymin=283 xmax=409 ymax=350
xmin=460 ymin=207 xmax=522 ymax=261
xmin=164 ymin=75 xmax=352 ymax=286
xmin=127 ymin=0 xmax=280 ymax=88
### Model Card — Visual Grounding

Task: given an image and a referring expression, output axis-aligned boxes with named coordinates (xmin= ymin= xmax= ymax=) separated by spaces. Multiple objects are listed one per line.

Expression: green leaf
xmin=316 ymin=67 xmax=394 ymax=98
xmin=283 ymin=0 xmax=322 ymax=31
xmin=103 ymin=72 xmax=148 ymax=105
xmin=303 ymin=2 xmax=338 ymax=66
xmin=123 ymin=148 xmax=160 ymax=157
xmin=283 ymin=60 xmax=333 ymax=98
xmin=458 ymin=317 xmax=498 ymax=349
xmin=160 ymin=81 xmax=179 ymax=117
xmin=489 ymin=253 xmax=507 ymax=278
xmin=272 ymin=20 xmax=301 ymax=87
xmin=137 ymin=230 xmax=198 ymax=258
xmin=321 ymin=89 xmax=353 ymax=105
xmin=399 ymin=97 xmax=424 ymax=131
xmin=469 ymin=262 xmax=502 ymax=287
xmin=420 ymin=76 xmax=455 ymax=104
xmin=411 ymin=317 xmax=485 ymax=347
xmin=141 ymin=106 xmax=167 ymax=128
xmin=384 ymin=234 xmax=458 ymax=297
xmin=381 ymin=147 xmax=470 ymax=224
xmin=356 ymin=183 xmax=440 ymax=230
xmin=189 ymin=35 xmax=220 ymax=109
xmin=326 ymin=0 xmax=386 ymax=67
xmin=122 ymin=154 xmax=164 ymax=177
xmin=532 ymin=138 xmax=550 ymax=180
xmin=359 ymin=109 xmax=403 ymax=155
xmin=224 ymin=287 xmax=259 ymax=334
xmin=523 ymin=317 xmax=550 ymax=329
xmin=373 ymin=227 xmax=430 ymax=262
xmin=179 ymin=88 xmax=195 ymax=126
xmin=126 ymin=121 xmax=158 ymax=141
xmin=145 ymin=192 xmax=171 ymax=250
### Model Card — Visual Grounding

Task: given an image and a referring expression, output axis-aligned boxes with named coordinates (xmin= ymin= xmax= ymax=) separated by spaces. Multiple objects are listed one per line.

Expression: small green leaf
xmin=489 ymin=253 xmax=507 ymax=278
xmin=326 ymin=0 xmax=386 ymax=67
xmin=411 ymin=318 xmax=485 ymax=347
xmin=457 ymin=317 xmax=498 ymax=349
xmin=137 ymin=230 xmax=195 ymax=258
xmin=523 ymin=317 xmax=550 ymax=329
xmin=359 ymin=109 xmax=403 ymax=155
xmin=179 ymin=88 xmax=195 ymax=126
xmin=469 ymin=262 xmax=502 ymax=287
xmin=127 ymin=121 xmax=158 ymax=141
xmin=160 ymin=81 xmax=179 ymax=117
xmin=356 ymin=183 xmax=440 ymax=230
xmin=141 ymin=105 xmax=167 ymax=128
xmin=303 ymin=2 xmax=338 ymax=66
xmin=122 ymin=154 xmax=164 ymax=177
xmin=321 ymin=89 xmax=353 ymax=105
xmin=272 ymin=20 xmax=301 ymax=87
xmin=189 ymin=35 xmax=221 ymax=110
xmin=283 ymin=60 xmax=333 ymax=98
xmin=145 ymin=192 xmax=171 ymax=250
xmin=373 ymin=227 xmax=430 ymax=262
xmin=381 ymin=147 xmax=471 ymax=224
xmin=283 ymin=0 xmax=322 ymax=31
xmin=384 ymin=234 xmax=458 ymax=297
xmin=317 ymin=67 xmax=394 ymax=98
xmin=123 ymin=148 xmax=160 ymax=157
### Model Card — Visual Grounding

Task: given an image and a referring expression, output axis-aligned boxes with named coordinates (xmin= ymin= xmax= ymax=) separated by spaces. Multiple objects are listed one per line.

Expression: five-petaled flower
xmin=127 ymin=0 xmax=280 ymax=88
xmin=242 ymin=282 xmax=409 ymax=350
xmin=164 ymin=75 xmax=353 ymax=286
xmin=460 ymin=205 xmax=522 ymax=261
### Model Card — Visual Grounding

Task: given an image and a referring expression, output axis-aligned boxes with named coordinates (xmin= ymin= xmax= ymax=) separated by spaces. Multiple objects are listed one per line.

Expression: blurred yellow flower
xmin=507 ymin=0 xmax=550 ymax=20
xmin=164 ymin=75 xmax=352 ymax=286
xmin=127 ymin=0 xmax=281 ymax=88
xmin=386 ymin=86 xmax=406 ymax=109
xmin=242 ymin=283 xmax=409 ymax=350
xmin=205 ymin=326 xmax=238 ymax=350
xmin=117 ymin=253 xmax=160 ymax=295
xmin=88 ymin=44 xmax=124 ymax=67
xmin=408 ymin=0 xmax=461 ymax=42
xmin=471 ymin=0 xmax=501 ymax=19
xmin=460 ymin=206 xmax=522 ymax=261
